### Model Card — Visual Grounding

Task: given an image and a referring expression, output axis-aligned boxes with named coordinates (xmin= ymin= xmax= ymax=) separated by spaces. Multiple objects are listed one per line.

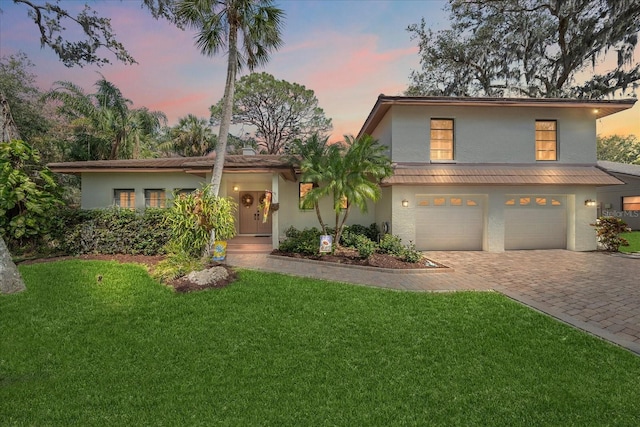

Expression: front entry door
xmin=239 ymin=191 xmax=272 ymax=235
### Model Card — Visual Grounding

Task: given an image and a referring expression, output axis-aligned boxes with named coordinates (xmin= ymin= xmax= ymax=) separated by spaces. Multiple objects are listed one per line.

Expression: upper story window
xmin=114 ymin=189 xmax=135 ymax=209
xmin=145 ymin=189 xmax=166 ymax=208
xmin=535 ymin=120 xmax=557 ymax=161
xmin=430 ymin=118 xmax=454 ymax=161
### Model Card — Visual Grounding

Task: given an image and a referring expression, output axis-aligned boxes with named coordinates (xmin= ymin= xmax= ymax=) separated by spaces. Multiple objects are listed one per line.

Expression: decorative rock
xmin=186 ymin=266 xmax=229 ymax=287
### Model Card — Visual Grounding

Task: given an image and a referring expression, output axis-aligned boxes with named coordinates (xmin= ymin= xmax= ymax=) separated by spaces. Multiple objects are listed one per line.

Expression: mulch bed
xmin=271 ymin=247 xmax=445 ymax=270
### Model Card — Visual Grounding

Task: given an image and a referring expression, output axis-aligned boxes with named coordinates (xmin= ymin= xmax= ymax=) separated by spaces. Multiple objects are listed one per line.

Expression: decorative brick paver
xmin=226 ymin=250 xmax=640 ymax=355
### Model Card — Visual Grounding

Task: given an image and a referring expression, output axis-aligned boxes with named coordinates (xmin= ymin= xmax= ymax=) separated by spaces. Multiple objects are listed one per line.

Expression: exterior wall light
xmin=401 ymin=199 xmax=409 ymax=207
xmin=584 ymin=199 xmax=597 ymax=207
xmin=233 ymin=185 xmax=239 ymax=192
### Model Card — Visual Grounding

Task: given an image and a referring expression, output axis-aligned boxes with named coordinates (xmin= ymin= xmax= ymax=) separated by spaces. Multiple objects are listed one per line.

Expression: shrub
xmin=401 ymin=242 xmax=423 ymax=263
xmin=152 ymin=241 xmax=209 ymax=283
xmin=58 ymin=207 xmax=171 ymax=255
xmin=340 ymin=223 xmax=380 ymax=247
xmin=354 ymin=234 xmax=377 ymax=259
xmin=378 ymin=234 xmax=405 ymax=256
xmin=591 ymin=216 xmax=631 ymax=252
xmin=279 ymin=227 xmax=323 ymax=255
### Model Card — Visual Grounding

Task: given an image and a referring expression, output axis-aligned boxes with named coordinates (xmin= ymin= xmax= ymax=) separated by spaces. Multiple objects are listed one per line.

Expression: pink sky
xmin=1 ymin=1 xmax=638 ymax=142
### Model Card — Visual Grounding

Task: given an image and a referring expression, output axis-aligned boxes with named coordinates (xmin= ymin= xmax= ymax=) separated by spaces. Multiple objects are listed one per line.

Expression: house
xmin=48 ymin=96 xmax=636 ymax=252
xmin=596 ymin=161 xmax=640 ymax=230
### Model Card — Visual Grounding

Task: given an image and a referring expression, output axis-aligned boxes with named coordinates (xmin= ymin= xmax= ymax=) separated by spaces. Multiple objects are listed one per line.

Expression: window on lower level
xmin=299 ymin=182 xmax=316 ymax=210
xmin=114 ymin=189 xmax=135 ymax=209
xmin=535 ymin=120 xmax=557 ymax=161
xmin=145 ymin=189 xmax=166 ymax=208
xmin=623 ymin=196 xmax=640 ymax=210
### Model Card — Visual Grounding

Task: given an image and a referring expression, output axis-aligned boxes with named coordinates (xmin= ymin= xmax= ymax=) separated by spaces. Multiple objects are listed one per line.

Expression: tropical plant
xmin=591 ymin=216 xmax=631 ymax=252
xmin=159 ymin=114 xmax=216 ymax=157
xmin=164 ymin=185 xmax=237 ymax=258
xmin=407 ymin=0 xmax=640 ymax=98
xmin=210 ymin=72 xmax=332 ymax=154
xmin=176 ymin=0 xmax=285 ymax=196
xmin=300 ymin=134 xmax=392 ymax=245
xmin=0 ymin=140 xmax=63 ymax=249
xmin=43 ymin=76 xmax=166 ymax=160
xmin=290 ymin=134 xmax=331 ymax=234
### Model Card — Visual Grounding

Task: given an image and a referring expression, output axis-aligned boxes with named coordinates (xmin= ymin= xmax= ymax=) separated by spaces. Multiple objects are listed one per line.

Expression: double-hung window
xmin=114 ymin=189 xmax=135 ymax=209
xmin=145 ymin=189 xmax=166 ymax=208
xmin=430 ymin=118 xmax=454 ymax=161
xmin=535 ymin=120 xmax=557 ymax=161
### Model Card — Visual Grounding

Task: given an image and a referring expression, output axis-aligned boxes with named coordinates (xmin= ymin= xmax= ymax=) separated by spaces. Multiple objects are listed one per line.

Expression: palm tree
xmin=160 ymin=114 xmax=215 ymax=157
xmin=291 ymin=134 xmax=331 ymax=234
xmin=125 ymin=107 xmax=167 ymax=159
xmin=176 ymin=0 xmax=285 ymax=195
xmin=301 ymin=134 xmax=392 ymax=245
xmin=44 ymin=76 xmax=165 ymax=160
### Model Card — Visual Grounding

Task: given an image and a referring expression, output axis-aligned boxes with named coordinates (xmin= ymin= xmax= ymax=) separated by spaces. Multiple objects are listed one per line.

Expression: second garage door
xmin=415 ymin=195 xmax=484 ymax=250
xmin=504 ymin=195 xmax=566 ymax=250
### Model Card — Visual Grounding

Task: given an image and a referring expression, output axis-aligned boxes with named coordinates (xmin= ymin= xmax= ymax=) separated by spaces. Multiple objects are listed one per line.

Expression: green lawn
xmin=620 ymin=230 xmax=640 ymax=253
xmin=2 ymin=260 xmax=640 ymax=426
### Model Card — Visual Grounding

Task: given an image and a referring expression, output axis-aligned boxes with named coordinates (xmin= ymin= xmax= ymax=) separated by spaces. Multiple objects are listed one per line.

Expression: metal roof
xmin=597 ymin=161 xmax=640 ymax=178
xmin=383 ymin=163 xmax=625 ymax=186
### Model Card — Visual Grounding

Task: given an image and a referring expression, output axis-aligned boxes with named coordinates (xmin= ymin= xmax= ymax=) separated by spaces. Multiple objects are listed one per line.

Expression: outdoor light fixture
xmin=233 ymin=185 xmax=239 ymax=192
xmin=401 ymin=199 xmax=409 ymax=207
xmin=585 ymin=199 xmax=597 ymax=207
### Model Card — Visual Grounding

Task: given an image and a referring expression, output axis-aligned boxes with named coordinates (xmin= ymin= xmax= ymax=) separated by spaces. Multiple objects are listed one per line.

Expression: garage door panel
xmin=504 ymin=206 xmax=566 ymax=250
xmin=415 ymin=204 xmax=483 ymax=251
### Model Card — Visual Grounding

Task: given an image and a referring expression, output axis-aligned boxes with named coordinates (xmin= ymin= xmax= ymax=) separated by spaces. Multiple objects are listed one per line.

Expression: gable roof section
xmin=597 ymin=161 xmax=640 ymax=178
xmin=47 ymin=155 xmax=297 ymax=181
xmin=358 ymin=95 xmax=637 ymax=138
xmin=383 ymin=163 xmax=624 ymax=186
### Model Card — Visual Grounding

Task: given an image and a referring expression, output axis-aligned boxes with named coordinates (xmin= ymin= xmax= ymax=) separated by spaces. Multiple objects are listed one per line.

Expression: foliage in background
xmin=0 ymin=140 xmax=63 ymax=250
xmin=43 ymin=76 xmax=166 ymax=160
xmin=597 ymin=134 xmax=640 ymax=164
xmin=158 ymin=114 xmax=216 ymax=157
xmin=591 ymin=216 xmax=631 ymax=252
xmin=407 ymin=0 xmax=640 ymax=98
xmin=210 ymin=72 xmax=332 ymax=154
xmin=163 ymin=185 xmax=237 ymax=258
xmin=55 ymin=207 xmax=171 ymax=256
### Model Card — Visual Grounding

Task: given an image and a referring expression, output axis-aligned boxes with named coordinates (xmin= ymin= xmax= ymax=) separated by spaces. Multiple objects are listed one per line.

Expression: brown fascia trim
xmin=357 ymin=95 xmax=637 ymax=138
xmin=48 ymin=167 xmax=193 ymax=175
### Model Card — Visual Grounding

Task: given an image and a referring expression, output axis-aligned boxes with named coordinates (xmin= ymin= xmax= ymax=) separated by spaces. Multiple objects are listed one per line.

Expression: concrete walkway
xmin=226 ymin=250 xmax=640 ymax=355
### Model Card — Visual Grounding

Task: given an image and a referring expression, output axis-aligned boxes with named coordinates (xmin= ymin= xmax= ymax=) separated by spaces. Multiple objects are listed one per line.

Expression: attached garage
xmin=415 ymin=195 xmax=484 ymax=250
xmin=504 ymin=195 xmax=567 ymax=250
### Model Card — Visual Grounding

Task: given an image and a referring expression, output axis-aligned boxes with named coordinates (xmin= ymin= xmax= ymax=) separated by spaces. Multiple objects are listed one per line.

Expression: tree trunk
xmin=210 ymin=21 xmax=239 ymax=197
xmin=0 ymin=91 xmax=27 ymax=293
xmin=0 ymin=234 xmax=26 ymax=294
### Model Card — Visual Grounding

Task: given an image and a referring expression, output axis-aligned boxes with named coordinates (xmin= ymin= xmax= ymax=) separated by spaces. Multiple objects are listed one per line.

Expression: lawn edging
xmin=266 ymin=254 xmax=453 ymax=274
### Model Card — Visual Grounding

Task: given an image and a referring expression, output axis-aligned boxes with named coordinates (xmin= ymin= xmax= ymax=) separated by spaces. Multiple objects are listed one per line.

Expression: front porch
xmin=226 ymin=236 xmax=273 ymax=254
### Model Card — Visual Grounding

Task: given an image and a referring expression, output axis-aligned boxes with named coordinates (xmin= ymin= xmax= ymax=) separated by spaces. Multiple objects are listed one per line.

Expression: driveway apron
xmin=226 ymin=250 xmax=640 ymax=355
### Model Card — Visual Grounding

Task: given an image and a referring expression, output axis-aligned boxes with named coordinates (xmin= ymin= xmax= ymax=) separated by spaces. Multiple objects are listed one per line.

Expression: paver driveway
xmin=226 ymin=250 xmax=640 ymax=355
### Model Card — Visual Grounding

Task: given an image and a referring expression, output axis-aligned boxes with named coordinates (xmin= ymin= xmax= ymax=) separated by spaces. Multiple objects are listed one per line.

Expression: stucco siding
xmin=388 ymin=105 xmax=597 ymax=164
xmin=81 ymin=172 xmax=205 ymax=209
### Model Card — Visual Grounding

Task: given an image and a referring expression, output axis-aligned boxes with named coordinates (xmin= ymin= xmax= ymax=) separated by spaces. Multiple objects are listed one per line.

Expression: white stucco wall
xmin=81 ymin=172 xmax=205 ymax=209
xmin=388 ymin=105 xmax=597 ymax=164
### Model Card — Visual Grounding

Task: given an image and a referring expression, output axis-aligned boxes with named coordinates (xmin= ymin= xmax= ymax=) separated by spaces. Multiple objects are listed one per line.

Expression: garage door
xmin=504 ymin=196 xmax=566 ymax=250
xmin=415 ymin=195 xmax=484 ymax=250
